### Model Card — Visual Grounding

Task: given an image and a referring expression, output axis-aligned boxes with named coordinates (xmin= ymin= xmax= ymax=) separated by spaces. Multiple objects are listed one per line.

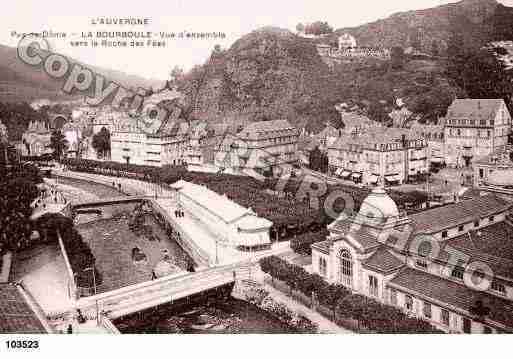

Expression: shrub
xmin=260 ymin=255 xmax=442 ymax=334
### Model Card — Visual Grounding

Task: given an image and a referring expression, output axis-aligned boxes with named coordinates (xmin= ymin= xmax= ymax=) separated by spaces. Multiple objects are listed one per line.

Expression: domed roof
xmin=486 ymin=168 xmax=513 ymax=187
xmin=358 ymin=186 xmax=399 ymax=220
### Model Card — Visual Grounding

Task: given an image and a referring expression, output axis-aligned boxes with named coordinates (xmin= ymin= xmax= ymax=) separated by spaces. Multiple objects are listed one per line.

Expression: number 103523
xmin=5 ymin=340 xmax=39 ymax=349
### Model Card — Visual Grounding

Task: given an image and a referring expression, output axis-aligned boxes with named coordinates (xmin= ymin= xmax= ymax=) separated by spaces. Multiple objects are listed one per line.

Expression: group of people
xmin=33 ymin=186 xmax=68 ymax=209
xmin=112 ymin=181 xmax=122 ymax=192
xmin=174 ymin=209 xmax=185 ymax=218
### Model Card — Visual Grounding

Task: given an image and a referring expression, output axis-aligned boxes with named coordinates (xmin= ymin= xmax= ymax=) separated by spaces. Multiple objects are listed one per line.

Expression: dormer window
xmin=491 ymin=280 xmax=506 ymax=295
xmin=451 ymin=265 xmax=465 ymax=280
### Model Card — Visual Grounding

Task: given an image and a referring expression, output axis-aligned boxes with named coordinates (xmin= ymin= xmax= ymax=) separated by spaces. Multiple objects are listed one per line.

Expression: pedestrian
xmin=112 ymin=181 xmax=115 ymax=187
xmin=67 ymin=324 xmax=73 ymax=334
xmin=118 ymin=183 xmax=121 ymax=192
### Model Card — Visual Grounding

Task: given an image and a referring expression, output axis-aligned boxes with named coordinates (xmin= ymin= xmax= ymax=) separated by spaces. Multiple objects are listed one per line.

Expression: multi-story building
xmin=21 ymin=121 xmax=52 ymax=157
xmin=214 ymin=119 xmax=300 ymax=176
xmin=443 ymin=99 xmax=511 ymax=167
xmin=109 ymin=87 xmax=188 ymax=167
xmin=408 ymin=123 xmax=445 ymax=167
xmin=328 ymin=128 xmax=428 ymax=185
xmin=312 ymin=184 xmax=513 ymax=333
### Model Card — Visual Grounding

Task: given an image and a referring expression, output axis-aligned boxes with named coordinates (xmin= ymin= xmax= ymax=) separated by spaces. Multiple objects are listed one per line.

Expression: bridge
xmin=76 ymin=261 xmax=251 ymax=320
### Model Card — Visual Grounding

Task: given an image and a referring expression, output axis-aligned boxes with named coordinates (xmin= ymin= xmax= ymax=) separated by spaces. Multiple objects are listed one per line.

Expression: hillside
xmin=176 ymin=0 xmax=513 ymax=131
xmin=176 ymin=27 xmax=462 ymax=130
xmin=177 ymin=27 xmax=342 ymax=132
xmin=331 ymin=0 xmax=513 ymax=55
xmin=0 ymin=44 xmax=162 ymax=103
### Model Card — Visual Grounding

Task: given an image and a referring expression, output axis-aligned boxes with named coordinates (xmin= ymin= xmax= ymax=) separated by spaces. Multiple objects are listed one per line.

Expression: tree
xmin=446 ymin=48 xmax=513 ymax=111
xmin=169 ymin=65 xmax=184 ymax=84
xmin=91 ymin=127 xmax=111 ymax=159
xmin=296 ymin=23 xmax=305 ymax=34
xmin=390 ymin=47 xmax=405 ymax=70
xmin=49 ymin=130 xmax=68 ymax=160
xmin=304 ymin=21 xmax=333 ymax=36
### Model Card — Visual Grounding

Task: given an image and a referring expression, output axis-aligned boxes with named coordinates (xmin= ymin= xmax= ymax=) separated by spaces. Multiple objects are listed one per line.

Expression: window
xmin=463 ymin=317 xmax=472 ymax=333
xmin=319 ymin=257 xmax=327 ymax=277
xmin=442 ymin=230 xmax=448 ymax=238
xmin=458 ymin=225 xmax=464 ymax=232
xmin=369 ymin=275 xmax=378 ymax=297
xmin=489 ymin=215 xmax=495 ymax=222
xmin=339 ymin=249 xmax=353 ymax=288
xmin=441 ymin=309 xmax=450 ymax=326
xmin=405 ymin=295 xmax=413 ymax=311
xmin=483 ymin=326 xmax=493 ymax=334
xmin=491 ymin=280 xmax=506 ymax=294
xmin=474 ymin=220 xmax=480 ymax=228
xmin=416 ymin=258 xmax=428 ymax=269
xmin=390 ymin=288 xmax=397 ymax=306
xmin=451 ymin=265 xmax=465 ymax=280
xmin=423 ymin=302 xmax=432 ymax=319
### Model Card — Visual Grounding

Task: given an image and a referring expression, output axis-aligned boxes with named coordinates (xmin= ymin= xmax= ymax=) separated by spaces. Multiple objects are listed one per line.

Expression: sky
xmin=2 ymin=0 xmax=513 ymax=81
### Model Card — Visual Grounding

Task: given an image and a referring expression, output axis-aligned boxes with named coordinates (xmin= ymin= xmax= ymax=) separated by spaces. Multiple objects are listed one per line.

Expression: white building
xmin=170 ymin=180 xmax=273 ymax=250
xmin=328 ymin=127 xmax=428 ymax=185
xmin=214 ymin=119 xmax=300 ymax=177
xmin=338 ymin=33 xmax=357 ymax=49
xmin=312 ymin=184 xmax=513 ymax=333
xmin=443 ymin=99 xmax=512 ymax=167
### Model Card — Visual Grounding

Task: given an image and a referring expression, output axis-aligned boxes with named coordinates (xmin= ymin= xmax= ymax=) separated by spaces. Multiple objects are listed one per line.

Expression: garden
xmin=259 ymin=256 xmax=443 ymax=334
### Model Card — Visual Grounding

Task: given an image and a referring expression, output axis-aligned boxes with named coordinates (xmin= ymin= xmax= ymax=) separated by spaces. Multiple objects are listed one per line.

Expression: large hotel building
xmin=312 ymin=185 xmax=513 ymax=333
xmin=443 ymin=99 xmax=511 ymax=167
xmin=327 ymin=128 xmax=428 ymax=185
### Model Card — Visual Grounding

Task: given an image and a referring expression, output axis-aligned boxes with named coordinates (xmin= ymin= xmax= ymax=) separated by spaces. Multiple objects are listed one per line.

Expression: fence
xmin=264 ymin=276 xmax=373 ymax=333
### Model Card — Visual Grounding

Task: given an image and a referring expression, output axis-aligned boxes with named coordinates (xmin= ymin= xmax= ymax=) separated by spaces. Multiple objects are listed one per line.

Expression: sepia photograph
xmin=1 ymin=0 xmax=513 ymax=357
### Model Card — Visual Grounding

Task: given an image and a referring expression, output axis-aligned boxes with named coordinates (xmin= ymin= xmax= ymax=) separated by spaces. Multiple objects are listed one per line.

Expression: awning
xmin=341 ymin=170 xmax=351 ymax=177
xmin=385 ymin=174 xmax=400 ymax=182
xmin=335 ymin=168 xmax=343 ymax=176
xmin=351 ymin=172 xmax=362 ymax=178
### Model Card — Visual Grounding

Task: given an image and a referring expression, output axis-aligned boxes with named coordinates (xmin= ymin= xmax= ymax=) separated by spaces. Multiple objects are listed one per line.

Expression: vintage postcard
xmin=0 ymin=0 xmax=512 ymax=356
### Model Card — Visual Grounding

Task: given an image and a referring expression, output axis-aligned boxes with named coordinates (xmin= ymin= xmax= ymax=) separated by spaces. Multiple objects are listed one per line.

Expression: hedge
xmin=259 ymin=255 xmax=443 ymax=334
xmin=35 ymin=213 xmax=102 ymax=288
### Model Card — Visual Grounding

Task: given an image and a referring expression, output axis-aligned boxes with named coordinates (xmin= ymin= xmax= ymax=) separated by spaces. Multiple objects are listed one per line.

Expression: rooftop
xmin=0 ymin=284 xmax=48 ymax=334
xmin=362 ymin=246 xmax=404 ymax=274
xmin=171 ymin=180 xmax=271 ymax=226
xmin=388 ymin=267 xmax=513 ymax=330
xmin=328 ymin=217 xmax=381 ymax=252
xmin=240 ymin=120 xmax=298 ymax=140
xmin=444 ymin=221 xmax=513 ymax=280
xmin=409 ymin=194 xmax=511 ymax=234
xmin=329 ymin=127 xmax=424 ymax=151
xmin=445 ymin=98 xmax=506 ymax=124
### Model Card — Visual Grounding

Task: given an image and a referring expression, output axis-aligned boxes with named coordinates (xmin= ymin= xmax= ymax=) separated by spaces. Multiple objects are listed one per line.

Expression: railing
xmin=77 ymin=263 xmax=239 ymax=319
xmin=148 ymin=199 xmax=212 ymax=267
